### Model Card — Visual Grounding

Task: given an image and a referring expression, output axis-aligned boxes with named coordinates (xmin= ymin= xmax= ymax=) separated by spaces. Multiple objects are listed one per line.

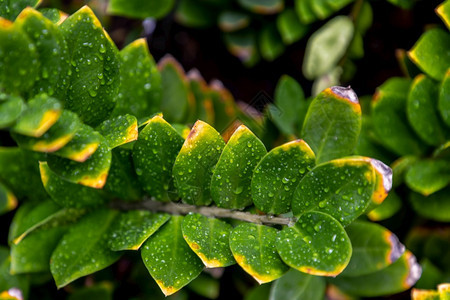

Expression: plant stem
xmin=111 ymin=199 xmax=297 ymax=226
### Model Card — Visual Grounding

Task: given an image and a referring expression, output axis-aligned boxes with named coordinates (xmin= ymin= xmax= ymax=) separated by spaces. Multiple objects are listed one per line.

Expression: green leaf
xmin=386 ymin=0 xmax=414 ymax=9
xmin=294 ymin=0 xmax=316 ymax=24
xmin=224 ymin=29 xmax=260 ymax=67
xmin=292 ymin=157 xmax=392 ymax=226
xmin=175 ymin=0 xmax=218 ymax=28
xmin=409 ymin=187 xmax=450 ymax=222
xmin=141 ymin=216 xmax=204 ymax=296
xmin=182 ymin=213 xmax=235 ymax=268
xmin=47 ymin=138 xmax=111 ymax=189
xmin=187 ymin=274 xmax=219 ymax=299
xmin=15 ymin=8 xmax=70 ymax=98
xmin=408 ymin=28 xmax=450 ymax=81
xmin=405 ymin=159 xmax=450 ymax=196
xmin=354 ymin=1 xmax=372 ymax=35
xmin=211 ymin=125 xmax=266 ymax=209
xmin=108 ymin=0 xmax=175 ymax=19
xmin=269 ymin=269 xmax=326 ymax=300
xmin=59 ymin=6 xmax=120 ymax=127
xmin=0 ymin=16 xmax=40 ymax=95
xmin=187 ymin=70 xmax=215 ymax=125
xmin=52 ymin=124 xmax=102 ymax=163
xmin=0 ymin=94 xmax=25 ymax=128
xmin=437 ymin=0 xmax=450 ymax=30
xmin=259 ymin=24 xmax=285 ymax=61
xmin=39 ymin=8 xmax=67 ymax=24
xmin=276 ymin=8 xmax=308 ymax=45
xmin=0 ymin=247 xmax=29 ymax=299
xmin=371 ymin=77 xmax=425 ymax=156
xmin=301 ymin=86 xmax=361 ymax=164
xmin=331 ymin=250 xmax=422 ymax=297
xmin=391 ymin=155 xmax=418 ymax=188
xmin=12 ymin=94 xmax=61 ymax=138
xmin=0 ymin=0 xmax=40 ymax=20
xmin=310 ymin=0 xmax=333 ymax=20
xmin=133 ymin=115 xmax=184 ymax=201
xmin=252 ymin=139 xmax=315 ymax=214
xmin=67 ymin=283 xmax=113 ymax=300
xmin=407 ymin=75 xmax=446 ymax=146
xmin=108 ymin=210 xmax=170 ymax=251
xmin=12 ymin=110 xmax=80 ymax=152
xmin=367 ymin=190 xmax=402 ymax=221
xmin=208 ymin=81 xmax=237 ymax=133
xmin=277 ymin=211 xmax=351 ymax=276
xmin=113 ymin=38 xmax=161 ymax=120
xmin=303 ymin=16 xmax=354 ymax=80
xmin=341 ymin=221 xmax=405 ymax=277
xmin=433 ymin=141 xmax=450 ymax=159
xmin=173 ymin=120 xmax=225 ymax=205
xmin=439 ymin=69 xmax=450 ymax=127
xmin=230 ymin=223 xmax=288 ymax=284
xmin=158 ymin=56 xmax=193 ymax=123
xmin=218 ymin=11 xmax=250 ymax=32
xmin=96 ymin=114 xmax=138 ymax=149
xmin=238 ymin=0 xmax=284 ymax=14
xmin=40 ymin=161 xmax=105 ymax=208
xmin=50 ymin=209 xmax=121 ymax=288
xmin=0 ymin=181 xmax=17 ymax=215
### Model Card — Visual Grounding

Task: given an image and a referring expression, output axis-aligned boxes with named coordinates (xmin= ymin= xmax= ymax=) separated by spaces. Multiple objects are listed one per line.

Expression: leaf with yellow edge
xmin=230 ymin=223 xmax=288 ymax=284
xmin=0 ymin=181 xmax=17 ymax=215
xmin=182 ymin=213 xmax=235 ymax=268
xmin=96 ymin=114 xmax=138 ymax=149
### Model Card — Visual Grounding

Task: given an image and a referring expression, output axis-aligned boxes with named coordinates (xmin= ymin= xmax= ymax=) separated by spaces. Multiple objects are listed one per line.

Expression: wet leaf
xmin=133 ymin=115 xmax=184 ymax=201
xmin=12 ymin=94 xmax=61 ymax=138
xmin=0 ymin=17 xmax=39 ymax=94
xmin=439 ymin=69 xmax=450 ymax=127
xmin=252 ymin=139 xmax=315 ymax=214
xmin=408 ymin=28 xmax=450 ymax=81
xmin=405 ymin=159 xmax=450 ymax=196
xmin=372 ymin=77 xmax=425 ymax=156
xmin=50 ymin=209 xmax=121 ymax=288
xmin=113 ymin=39 xmax=161 ymax=119
xmin=39 ymin=161 xmax=105 ymax=208
xmin=0 ymin=94 xmax=25 ymax=128
xmin=301 ymin=86 xmax=361 ymax=164
xmin=303 ymin=16 xmax=354 ymax=80
xmin=47 ymin=138 xmax=111 ymax=189
xmin=238 ymin=0 xmax=283 ymax=14
xmin=15 ymin=8 xmax=70 ymax=98
xmin=277 ymin=211 xmax=351 ymax=277
xmin=292 ymin=157 xmax=392 ymax=226
xmin=39 ymin=8 xmax=67 ymax=24
xmin=59 ymin=6 xmax=120 ymax=127
xmin=269 ymin=269 xmax=326 ymax=300
xmin=108 ymin=0 xmax=175 ymax=19
xmin=218 ymin=11 xmax=250 ymax=32
xmin=341 ymin=221 xmax=405 ymax=277
xmin=367 ymin=190 xmax=402 ymax=221
xmin=407 ymin=75 xmax=446 ymax=146
xmin=108 ymin=210 xmax=169 ymax=251
xmin=173 ymin=120 xmax=225 ymax=205
xmin=409 ymin=187 xmax=450 ymax=222
xmin=211 ymin=125 xmax=266 ymax=209
xmin=331 ymin=250 xmax=422 ymax=297
xmin=276 ymin=9 xmax=308 ymax=45
xmin=230 ymin=223 xmax=288 ymax=284
xmin=12 ymin=110 xmax=80 ymax=152
xmin=182 ymin=213 xmax=235 ymax=268
xmin=141 ymin=216 xmax=204 ymax=296
xmin=0 ymin=181 xmax=17 ymax=215
xmin=0 ymin=0 xmax=40 ymax=20
xmin=96 ymin=114 xmax=138 ymax=149
xmin=259 ymin=24 xmax=285 ymax=61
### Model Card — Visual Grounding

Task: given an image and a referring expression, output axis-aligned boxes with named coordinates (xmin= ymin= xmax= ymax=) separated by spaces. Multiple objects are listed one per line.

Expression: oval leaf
xmin=269 ymin=269 xmax=326 ymax=300
xmin=96 ymin=114 xmax=138 ymax=149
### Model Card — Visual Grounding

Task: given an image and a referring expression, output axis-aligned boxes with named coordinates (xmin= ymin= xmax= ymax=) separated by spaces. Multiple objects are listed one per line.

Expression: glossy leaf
xmin=301 ymin=86 xmax=361 ymax=164
xmin=133 ymin=115 xmax=184 ymax=201
xmin=303 ymin=16 xmax=354 ymax=80
xmin=173 ymin=120 xmax=225 ymax=205
xmin=0 ymin=0 xmax=40 ymax=20
xmin=96 ymin=114 xmax=138 ymax=149
xmin=39 ymin=161 xmax=105 ymax=208
xmin=238 ymin=0 xmax=284 ymax=14
xmin=12 ymin=110 xmax=80 ymax=152
xmin=0 ymin=182 xmax=17 ymax=215
xmin=408 ymin=28 xmax=450 ymax=81
xmin=108 ymin=210 xmax=170 ymax=251
xmin=218 ymin=11 xmax=250 ymax=32
xmin=437 ymin=0 xmax=450 ymax=29
xmin=182 ymin=213 xmax=235 ymax=268
xmin=141 ymin=216 xmax=204 ymax=296
xmin=269 ymin=269 xmax=326 ymax=300
xmin=47 ymin=138 xmax=111 ymax=189
xmin=211 ymin=125 xmax=266 ymax=209
xmin=108 ymin=0 xmax=175 ymax=19
xmin=39 ymin=8 xmax=67 ymax=24
xmin=407 ymin=75 xmax=446 ymax=146
xmin=50 ymin=209 xmax=121 ymax=288
xmin=331 ymin=251 xmax=422 ymax=297
xmin=409 ymin=187 xmax=450 ymax=222
xmin=12 ymin=94 xmax=61 ymax=138
xmin=292 ymin=157 xmax=392 ymax=226
xmin=277 ymin=8 xmax=308 ymax=45
xmin=113 ymin=38 xmax=161 ymax=119
xmin=59 ymin=6 xmax=120 ymax=126
xmin=341 ymin=221 xmax=405 ymax=277
xmin=0 ymin=94 xmax=25 ymax=128
xmin=405 ymin=159 xmax=450 ymax=196
xmin=252 ymin=139 xmax=315 ymax=214
xmin=230 ymin=223 xmax=288 ymax=284
xmin=439 ymin=69 xmax=450 ymax=127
